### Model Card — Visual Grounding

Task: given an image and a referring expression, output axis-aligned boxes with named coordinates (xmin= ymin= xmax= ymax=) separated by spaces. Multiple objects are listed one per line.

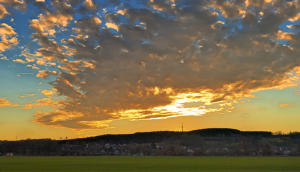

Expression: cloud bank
xmin=1 ymin=0 xmax=300 ymax=129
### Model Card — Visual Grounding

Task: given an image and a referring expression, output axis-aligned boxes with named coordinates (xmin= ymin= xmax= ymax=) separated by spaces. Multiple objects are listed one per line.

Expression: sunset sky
xmin=0 ymin=0 xmax=300 ymax=140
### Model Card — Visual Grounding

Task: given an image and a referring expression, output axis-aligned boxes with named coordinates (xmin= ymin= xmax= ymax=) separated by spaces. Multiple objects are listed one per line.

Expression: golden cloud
xmin=41 ymin=89 xmax=56 ymax=96
xmin=105 ymin=22 xmax=119 ymax=31
xmin=22 ymin=97 xmax=62 ymax=110
xmin=279 ymin=104 xmax=294 ymax=108
xmin=0 ymin=23 xmax=18 ymax=52
xmin=0 ymin=98 xmax=18 ymax=108
xmin=30 ymin=13 xmax=73 ymax=37
xmin=36 ymin=70 xmax=57 ymax=78
xmin=0 ymin=4 xmax=8 ymax=19
xmin=20 ymin=94 xmax=36 ymax=98
xmin=83 ymin=0 xmax=96 ymax=10
xmin=13 ymin=58 xmax=27 ymax=64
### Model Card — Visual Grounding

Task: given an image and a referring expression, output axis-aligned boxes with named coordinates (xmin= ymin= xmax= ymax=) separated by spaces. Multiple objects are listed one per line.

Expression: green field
xmin=0 ymin=156 xmax=300 ymax=172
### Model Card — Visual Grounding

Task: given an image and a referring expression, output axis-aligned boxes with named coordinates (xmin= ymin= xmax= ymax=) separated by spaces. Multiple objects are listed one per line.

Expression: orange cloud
xmin=83 ymin=0 xmax=96 ymax=10
xmin=22 ymin=97 xmax=62 ymax=110
xmin=0 ymin=23 xmax=18 ymax=52
xmin=105 ymin=22 xmax=119 ymax=31
xmin=117 ymin=9 xmax=126 ymax=16
xmin=277 ymin=30 xmax=294 ymax=40
xmin=36 ymin=70 xmax=57 ymax=78
xmin=0 ymin=98 xmax=18 ymax=108
xmin=0 ymin=4 xmax=8 ymax=19
xmin=13 ymin=58 xmax=27 ymax=64
xmin=91 ymin=17 xmax=101 ymax=25
xmin=289 ymin=13 xmax=300 ymax=22
xmin=41 ymin=89 xmax=55 ymax=96
xmin=30 ymin=13 xmax=73 ymax=37
xmin=33 ymin=110 xmax=95 ymax=129
xmin=279 ymin=104 xmax=294 ymax=108
xmin=20 ymin=94 xmax=36 ymax=98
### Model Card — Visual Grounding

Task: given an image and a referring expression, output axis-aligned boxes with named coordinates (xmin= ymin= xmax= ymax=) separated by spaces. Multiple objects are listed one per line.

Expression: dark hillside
xmin=1 ymin=128 xmax=299 ymax=156
xmin=63 ymin=128 xmax=273 ymax=144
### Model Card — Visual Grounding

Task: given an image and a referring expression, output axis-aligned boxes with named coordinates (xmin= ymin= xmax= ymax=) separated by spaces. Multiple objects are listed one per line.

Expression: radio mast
xmin=181 ymin=123 xmax=184 ymax=133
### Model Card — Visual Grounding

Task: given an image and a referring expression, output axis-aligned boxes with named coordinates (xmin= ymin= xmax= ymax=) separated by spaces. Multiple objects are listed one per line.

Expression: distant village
xmin=1 ymin=129 xmax=300 ymax=156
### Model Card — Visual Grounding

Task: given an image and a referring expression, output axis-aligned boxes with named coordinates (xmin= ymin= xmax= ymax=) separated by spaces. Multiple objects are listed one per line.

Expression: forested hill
xmin=61 ymin=128 xmax=274 ymax=144
xmin=2 ymin=128 xmax=299 ymax=143
xmin=1 ymin=128 xmax=300 ymax=156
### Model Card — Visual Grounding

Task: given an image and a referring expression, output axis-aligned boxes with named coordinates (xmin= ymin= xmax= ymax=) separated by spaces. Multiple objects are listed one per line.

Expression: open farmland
xmin=0 ymin=156 xmax=300 ymax=172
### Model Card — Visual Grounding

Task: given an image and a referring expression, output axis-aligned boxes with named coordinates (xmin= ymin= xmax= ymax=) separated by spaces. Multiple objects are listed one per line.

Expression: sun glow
xmin=116 ymin=90 xmax=234 ymax=120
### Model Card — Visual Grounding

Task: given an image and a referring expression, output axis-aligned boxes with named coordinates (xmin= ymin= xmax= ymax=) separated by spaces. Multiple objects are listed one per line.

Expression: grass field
xmin=0 ymin=156 xmax=300 ymax=172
